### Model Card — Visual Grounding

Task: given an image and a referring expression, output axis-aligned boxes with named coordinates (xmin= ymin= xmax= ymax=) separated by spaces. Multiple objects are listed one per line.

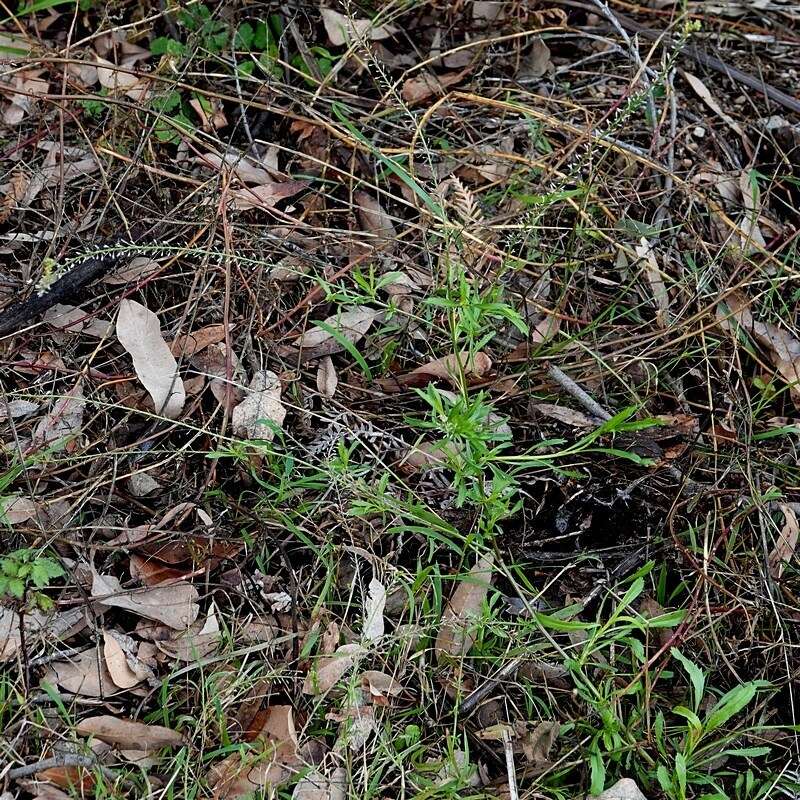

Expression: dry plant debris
xmin=1 ymin=0 xmax=800 ymax=798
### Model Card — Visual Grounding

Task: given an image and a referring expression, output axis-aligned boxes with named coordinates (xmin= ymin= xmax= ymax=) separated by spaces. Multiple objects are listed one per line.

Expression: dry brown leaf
xmin=35 ymin=765 xmax=94 ymax=792
xmin=169 ymin=324 xmax=231 ymax=356
xmin=32 ymin=382 xmax=85 ymax=452
xmin=360 ymin=670 xmax=403 ymax=703
xmin=321 ymin=8 xmax=398 ymax=46
xmin=410 ymin=351 xmax=492 ymax=386
xmin=96 ymin=57 xmax=140 ymax=90
xmin=128 ymin=472 xmax=161 ymax=497
xmin=117 ymin=300 xmax=185 ymax=419
xmin=303 ymin=643 xmax=364 ymax=694
xmin=473 ymin=1 xmax=505 ymax=22
xmin=130 ymin=554 xmax=186 ymax=586
xmin=0 ymin=398 xmax=39 ymax=421
xmin=361 ymin=577 xmax=386 ymax=642
xmin=0 ymin=608 xmax=80 ymax=663
xmin=231 ymin=370 xmax=286 ymax=441
xmin=587 ymin=777 xmax=648 ymax=800
xmin=326 ymin=703 xmax=376 ymax=750
xmin=229 ymin=181 xmax=306 ymax=211
xmin=190 ymin=342 xmax=245 ymax=409
xmin=682 ymin=71 xmax=745 ymax=138
xmin=531 ymin=403 xmax=596 ymax=428
xmin=635 ymin=238 xmax=669 ymax=328
xmin=209 ymin=755 xmax=291 ymax=800
xmin=92 ymin=572 xmax=199 ymax=630
xmin=769 ymin=504 xmax=799 ymax=579
xmin=195 ymin=152 xmax=274 ymax=184
xmin=103 ymin=256 xmax=161 ymax=285
xmin=517 ymin=720 xmax=560 ymax=765
xmin=401 ymin=440 xmax=464 ymax=472
xmin=292 ymin=770 xmax=329 ymax=800
xmin=43 ymin=647 xmax=117 ymax=697
xmin=155 ymin=605 xmax=221 ymax=661
xmin=1 ymin=495 xmax=38 ymax=525
xmin=435 ymin=554 xmax=494 ymax=660
xmin=209 ymin=705 xmax=298 ymax=798
xmin=299 ymin=306 xmax=380 ymax=358
xmin=718 ymin=292 xmax=800 ymax=407
xmin=316 ymin=356 xmax=338 ymax=398
xmin=401 ymin=69 xmax=468 ymax=104
xmin=43 ymin=303 xmax=86 ymax=332
xmin=353 ymin=191 xmax=397 ymax=245
xmin=103 ymin=630 xmax=142 ymax=689
xmin=76 ymin=715 xmax=184 ymax=750
xmin=188 ymin=97 xmax=226 ymax=131
xmin=519 ymin=37 xmax=552 ymax=79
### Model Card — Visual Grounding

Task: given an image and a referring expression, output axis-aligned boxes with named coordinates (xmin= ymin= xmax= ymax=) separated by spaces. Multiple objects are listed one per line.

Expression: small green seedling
xmin=0 ymin=548 xmax=64 ymax=611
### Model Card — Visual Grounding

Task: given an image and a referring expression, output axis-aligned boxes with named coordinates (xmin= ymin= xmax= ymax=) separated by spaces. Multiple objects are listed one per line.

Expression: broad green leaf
xmin=704 ymin=682 xmax=758 ymax=733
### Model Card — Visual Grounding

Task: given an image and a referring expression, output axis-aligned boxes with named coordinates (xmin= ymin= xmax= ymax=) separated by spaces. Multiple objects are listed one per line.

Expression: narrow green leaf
xmin=671 ymin=648 xmax=706 ymax=711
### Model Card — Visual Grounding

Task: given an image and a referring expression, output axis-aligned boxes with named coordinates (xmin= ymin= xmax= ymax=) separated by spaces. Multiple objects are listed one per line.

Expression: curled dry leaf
xmin=103 ymin=256 xmax=161 ymax=285
xmin=292 ymin=770 xmax=329 ymax=800
xmin=32 ymin=381 xmax=85 ymax=452
xmin=231 ymin=370 xmax=286 ymax=441
xmin=768 ymin=504 xmax=799 ymax=579
xmin=635 ymin=238 xmax=669 ymax=328
xmin=354 ymin=191 xmax=397 ymax=245
xmin=170 ymin=323 xmax=231 ymax=356
xmin=517 ymin=720 xmax=560 ymax=766
xmin=195 ymin=152 xmax=273 ymax=184
xmin=519 ymin=37 xmax=553 ymax=80
xmin=208 ymin=705 xmax=298 ymax=799
xmin=0 ymin=398 xmax=39 ymax=421
xmin=92 ymin=572 xmax=200 ymax=630
xmin=717 ymin=291 xmax=800 ymax=408
xmin=361 ymin=577 xmax=386 ymax=642
xmin=531 ymin=403 xmax=596 ymax=428
xmin=682 ymin=71 xmax=744 ymax=138
xmin=316 ymin=356 xmax=338 ymax=398
xmin=116 ymin=300 xmax=185 ymax=419
xmin=43 ymin=647 xmax=117 ymax=697
xmin=360 ymin=670 xmax=403 ymax=703
xmin=229 ymin=181 xmax=306 ymax=211
xmin=435 ymin=554 xmax=494 ymax=661
xmin=103 ymin=630 xmax=143 ymax=689
xmin=413 ymin=351 xmax=492 ymax=383
xmin=0 ymin=495 xmax=38 ymax=525
xmin=321 ymin=8 xmax=398 ymax=47
xmin=401 ymin=68 xmax=469 ymax=104
xmin=155 ymin=605 xmax=221 ymax=661
xmin=299 ymin=305 xmax=380 ymax=359
xmin=76 ymin=715 xmax=184 ymax=750
xmin=587 ymin=777 xmax=649 ymax=800
xmin=378 ymin=351 xmax=491 ymax=392
xmin=303 ymin=643 xmax=364 ymax=694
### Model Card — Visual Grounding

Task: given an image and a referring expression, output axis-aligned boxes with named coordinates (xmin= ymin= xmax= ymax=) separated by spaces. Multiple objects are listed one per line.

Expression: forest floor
xmin=1 ymin=1 xmax=800 ymax=798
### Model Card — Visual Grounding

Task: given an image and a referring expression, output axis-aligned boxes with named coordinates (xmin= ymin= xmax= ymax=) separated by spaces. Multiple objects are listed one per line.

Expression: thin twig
xmin=546 ymin=363 xmax=612 ymax=421
xmin=7 ymin=754 xmax=96 ymax=779
xmin=502 ymin=727 xmax=520 ymax=800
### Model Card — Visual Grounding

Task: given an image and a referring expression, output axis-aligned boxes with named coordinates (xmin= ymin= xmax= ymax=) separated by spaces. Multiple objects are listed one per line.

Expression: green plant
xmin=0 ymin=548 xmax=64 ymax=610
